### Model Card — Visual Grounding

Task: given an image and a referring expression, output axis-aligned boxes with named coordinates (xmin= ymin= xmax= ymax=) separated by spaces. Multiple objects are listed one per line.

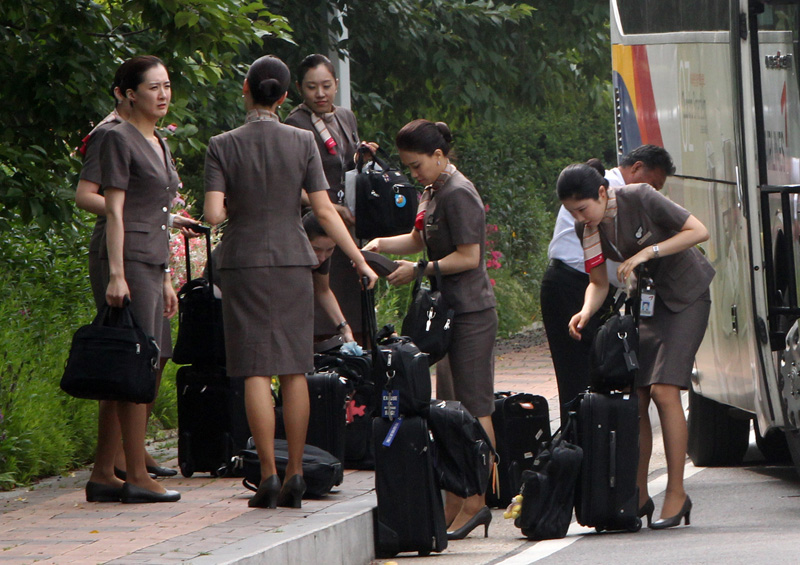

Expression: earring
xmin=437 ymin=160 xmax=441 ymax=166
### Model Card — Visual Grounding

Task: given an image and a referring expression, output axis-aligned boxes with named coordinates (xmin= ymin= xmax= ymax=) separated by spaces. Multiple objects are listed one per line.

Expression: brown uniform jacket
xmin=285 ymin=105 xmax=359 ymax=202
xmin=204 ymin=119 xmax=328 ymax=268
xmin=100 ymin=121 xmax=178 ymax=266
xmin=578 ymin=184 xmax=715 ymax=313
xmin=421 ymin=170 xmax=496 ymax=315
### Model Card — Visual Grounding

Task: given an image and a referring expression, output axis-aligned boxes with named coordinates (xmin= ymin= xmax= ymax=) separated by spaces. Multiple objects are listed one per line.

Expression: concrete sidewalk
xmin=0 ymin=330 xmax=560 ymax=565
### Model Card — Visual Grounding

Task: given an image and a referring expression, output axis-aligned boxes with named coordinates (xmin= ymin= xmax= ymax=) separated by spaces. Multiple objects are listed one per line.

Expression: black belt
xmin=548 ymin=258 xmax=588 ymax=278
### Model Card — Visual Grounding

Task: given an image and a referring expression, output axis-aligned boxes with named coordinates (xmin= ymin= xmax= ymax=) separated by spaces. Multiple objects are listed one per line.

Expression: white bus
xmin=610 ymin=0 xmax=800 ymax=472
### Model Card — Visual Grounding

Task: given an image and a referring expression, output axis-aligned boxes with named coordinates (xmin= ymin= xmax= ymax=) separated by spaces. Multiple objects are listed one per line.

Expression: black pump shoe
xmin=637 ymin=497 xmax=655 ymax=527
xmin=85 ymin=481 xmax=123 ymax=503
xmin=650 ymin=496 xmax=692 ymax=530
xmin=447 ymin=506 xmax=492 ymax=540
xmin=277 ymin=474 xmax=306 ymax=508
xmin=249 ymin=475 xmax=281 ymax=508
xmin=120 ymin=483 xmax=181 ymax=504
xmin=146 ymin=464 xmax=178 ymax=477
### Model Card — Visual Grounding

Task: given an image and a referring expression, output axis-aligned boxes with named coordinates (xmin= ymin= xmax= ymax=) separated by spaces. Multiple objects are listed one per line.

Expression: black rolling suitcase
xmin=574 ymin=391 xmax=641 ymax=532
xmin=486 ymin=392 xmax=552 ymax=508
xmin=176 ymin=364 xmax=250 ymax=477
xmin=373 ymin=416 xmax=447 ymax=558
xmin=275 ymin=371 xmax=352 ymax=465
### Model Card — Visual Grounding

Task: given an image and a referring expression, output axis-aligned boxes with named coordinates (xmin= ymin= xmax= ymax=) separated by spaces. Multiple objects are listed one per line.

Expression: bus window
xmin=617 ymin=0 xmax=728 ymax=34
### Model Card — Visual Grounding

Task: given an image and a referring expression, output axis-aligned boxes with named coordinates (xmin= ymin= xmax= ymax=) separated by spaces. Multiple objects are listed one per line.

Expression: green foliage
xmin=0 ymin=0 xmax=292 ymax=231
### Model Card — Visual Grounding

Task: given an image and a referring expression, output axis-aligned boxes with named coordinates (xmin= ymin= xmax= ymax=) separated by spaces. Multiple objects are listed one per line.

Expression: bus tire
xmin=754 ymin=419 xmax=792 ymax=463
xmin=785 ymin=429 xmax=800 ymax=479
xmin=687 ymin=387 xmax=749 ymax=467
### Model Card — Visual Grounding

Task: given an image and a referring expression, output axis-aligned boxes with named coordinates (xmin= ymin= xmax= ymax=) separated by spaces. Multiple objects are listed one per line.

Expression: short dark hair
xmin=619 ymin=144 xmax=676 ymax=176
xmin=556 ymin=163 xmax=609 ymax=202
xmin=302 ymin=211 xmax=327 ymax=241
xmin=247 ymin=55 xmax=290 ymax=107
xmin=396 ymin=119 xmax=453 ymax=157
xmin=117 ymin=55 xmax=165 ymax=99
xmin=297 ymin=53 xmax=336 ymax=85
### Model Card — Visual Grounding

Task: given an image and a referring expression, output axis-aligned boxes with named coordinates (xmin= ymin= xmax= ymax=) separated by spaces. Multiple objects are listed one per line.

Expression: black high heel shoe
xmin=249 ymin=474 xmax=281 ymax=508
xmin=637 ymin=497 xmax=655 ymax=527
xmin=277 ymin=474 xmax=306 ymax=508
xmin=650 ymin=496 xmax=692 ymax=530
xmin=446 ymin=506 xmax=492 ymax=540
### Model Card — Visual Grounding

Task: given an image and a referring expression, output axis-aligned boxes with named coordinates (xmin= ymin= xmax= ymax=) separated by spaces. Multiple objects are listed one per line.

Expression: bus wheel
xmin=754 ymin=419 xmax=792 ymax=463
xmin=687 ymin=387 xmax=749 ymax=466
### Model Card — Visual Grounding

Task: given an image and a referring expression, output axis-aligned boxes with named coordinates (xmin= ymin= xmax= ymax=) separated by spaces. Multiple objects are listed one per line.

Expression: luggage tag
xmin=382 ymin=415 xmax=404 ymax=447
xmin=623 ymin=335 xmax=639 ymax=372
xmin=381 ymin=389 xmax=400 ymax=420
xmin=640 ymin=277 xmax=655 ymax=318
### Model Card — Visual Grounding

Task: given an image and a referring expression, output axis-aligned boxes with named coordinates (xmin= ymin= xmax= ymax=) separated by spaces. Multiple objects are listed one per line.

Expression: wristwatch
xmin=336 ymin=320 xmax=348 ymax=331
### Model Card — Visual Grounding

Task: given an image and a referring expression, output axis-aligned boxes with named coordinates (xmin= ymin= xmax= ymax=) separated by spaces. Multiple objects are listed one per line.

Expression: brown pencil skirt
xmin=637 ymin=289 xmax=711 ymax=389
xmin=94 ymin=254 xmax=173 ymax=358
xmin=219 ymin=265 xmax=314 ymax=378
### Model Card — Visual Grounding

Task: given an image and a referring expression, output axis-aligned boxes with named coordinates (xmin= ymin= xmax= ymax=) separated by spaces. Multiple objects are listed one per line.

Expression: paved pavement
xmin=0 ymin=329 xmax=561 ymax=564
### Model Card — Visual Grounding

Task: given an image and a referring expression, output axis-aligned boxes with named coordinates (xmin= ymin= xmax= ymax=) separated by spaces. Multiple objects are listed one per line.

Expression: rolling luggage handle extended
xmin=182 ymin=224 xmax=213 ymax=286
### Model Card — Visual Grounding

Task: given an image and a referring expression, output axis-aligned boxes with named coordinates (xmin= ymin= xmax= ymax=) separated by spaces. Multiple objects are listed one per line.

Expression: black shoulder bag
xmin=61 ymin=301 xmax=159 ymax=404
xmin=401 ymin=260 xmax=454 ymax=366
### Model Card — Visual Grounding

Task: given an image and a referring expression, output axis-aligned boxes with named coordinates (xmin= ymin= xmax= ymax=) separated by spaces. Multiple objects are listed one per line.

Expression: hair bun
xmin=585 ymin=158 xmax=605 ymax=177
xmin=435 ymin=121 xmax=453 ymax=144
xmin=259 ymin=78 xmax=283 ymax=99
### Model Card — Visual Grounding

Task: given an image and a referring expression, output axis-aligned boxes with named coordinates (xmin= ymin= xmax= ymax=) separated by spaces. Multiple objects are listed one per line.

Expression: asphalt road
xmin=374 ymin=439 xmax=800 ymax=565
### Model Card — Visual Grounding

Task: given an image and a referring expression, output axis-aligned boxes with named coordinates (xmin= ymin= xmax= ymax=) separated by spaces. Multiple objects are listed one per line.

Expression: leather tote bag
xmin=401 ymin=260 xmax=454 ymax=366
xmin=61 ymin=301 xmax=159 ymax=404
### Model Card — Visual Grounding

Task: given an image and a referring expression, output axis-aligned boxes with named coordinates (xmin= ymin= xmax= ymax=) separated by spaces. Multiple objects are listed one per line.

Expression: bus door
xmin=748 ymin=1 xmax=800 ymax=436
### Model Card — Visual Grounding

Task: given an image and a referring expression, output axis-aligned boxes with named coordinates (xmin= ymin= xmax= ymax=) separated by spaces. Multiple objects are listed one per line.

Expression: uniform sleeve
xmin=638 ymin=184 xmax=690 ymax=233
xmin=303 ymin=135 xmax=330 ymax=194
xmin=100 ymin=128 xmax=131 ymax=191
xmin=442 ymin=186 xmax=485 ymax=246
xmin=204 ymin=136 xmax=227 ymax=194
xmin=79 ymin=127 xmax=109 ymax=184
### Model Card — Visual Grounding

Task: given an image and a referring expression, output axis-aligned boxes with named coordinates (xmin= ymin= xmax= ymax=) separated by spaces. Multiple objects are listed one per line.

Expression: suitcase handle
xmin=183 ymin=225 xmax=213 ymax=286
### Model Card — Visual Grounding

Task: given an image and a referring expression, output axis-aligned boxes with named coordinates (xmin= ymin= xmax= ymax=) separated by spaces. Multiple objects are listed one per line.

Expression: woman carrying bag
xmin=363 ymin=119 xmax=497 ymax=540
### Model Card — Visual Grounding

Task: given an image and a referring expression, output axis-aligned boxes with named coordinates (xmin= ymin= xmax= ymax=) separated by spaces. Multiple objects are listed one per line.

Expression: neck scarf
xmin=582 ymin=186 xmax=617 ymax=272
xmin=430 ymin=163 xmax=457 ymax=191
xmin=245 ymin=108 xmax=279 ymax=123
xmin=300 ymin=103 xmax=338 ymax=155
xmin=79 ymin=110 xmax=121 ymax=157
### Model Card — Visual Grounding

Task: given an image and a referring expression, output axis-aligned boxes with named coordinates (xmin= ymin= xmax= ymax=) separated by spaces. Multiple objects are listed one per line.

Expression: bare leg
xmin=650 ymin=383 xmax=688 ymax=518
xmin=117 ymin=401 xmax=164 ymax=493
xmin=448 ymin=415 xmax=496 ymax=531
xmin=278 ymin=374 xmax=309 ymax=478
xmin=244 ymin=376 xmax=277 ymax=480
xmin=89 ymin=400 xmax=124 ymax=487
xmin=637 ymin=387 xmax=653 ymax=507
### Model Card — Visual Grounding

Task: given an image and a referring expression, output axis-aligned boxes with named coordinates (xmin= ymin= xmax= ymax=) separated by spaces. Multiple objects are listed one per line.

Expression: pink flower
xmin=486 ymin=224 xmax=499 ymax=233
xmin=490 ymin=278 xmax=496 ymax=287
xmin=167 ymin=123 xmax=178 ymax=132
xmin=484 ymin=204 xmax=490 ymax=212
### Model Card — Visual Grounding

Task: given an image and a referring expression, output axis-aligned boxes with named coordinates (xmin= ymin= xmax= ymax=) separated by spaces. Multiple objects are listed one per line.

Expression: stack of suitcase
xmin=486 ymin=391 xmax=551 ymax=508
xmin=366 ymin=283 xmax=448 ymax=558
xmin=173 ymin=229 xmax=251 ymax=477
xmin=573 ymin=286 xmax=642 ymax=533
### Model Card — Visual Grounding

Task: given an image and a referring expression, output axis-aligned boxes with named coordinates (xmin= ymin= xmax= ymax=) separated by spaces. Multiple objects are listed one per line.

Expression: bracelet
xmin=652 ymin=244 xmax=660 ymax=258
xmin=336 ymin=320 xmax=348 ymax=331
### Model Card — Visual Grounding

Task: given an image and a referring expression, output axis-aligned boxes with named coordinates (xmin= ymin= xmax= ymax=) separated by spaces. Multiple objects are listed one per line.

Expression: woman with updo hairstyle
xmin=91 ymin=55 xmax=181 ymax=503
xmin=204 ymin=55 xmax=377 ymax=509
xmin=557 ymin=162 xmax=714 ymax=529
xmin=363 ymin=119 xmax=497 ymax=540
xmin=285 ymin=53 xmax=378 ymax=346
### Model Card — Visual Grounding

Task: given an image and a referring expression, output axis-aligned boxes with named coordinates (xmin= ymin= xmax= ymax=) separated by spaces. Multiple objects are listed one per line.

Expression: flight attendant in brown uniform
xmin=99 ymin=55 xmax=181 ymax=503
xmin=364 ymin=119 xmax=497 ymax=540
xmin=204 ymin=55 xmax=377 ymax=509
xmin=559 ymin=163 xmax=714 ymax=530
xmin=285 ymin=54 xmax=377 ymax=344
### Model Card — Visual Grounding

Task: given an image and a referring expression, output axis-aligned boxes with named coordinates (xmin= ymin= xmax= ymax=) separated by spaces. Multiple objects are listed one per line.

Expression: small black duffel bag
xmin=355 ymin=147 xmax=418 ymax=240
xmin=61 ymin=301 xmax=159 ymax=404
xmin=401 ymin=260 xmax=454 ymax=366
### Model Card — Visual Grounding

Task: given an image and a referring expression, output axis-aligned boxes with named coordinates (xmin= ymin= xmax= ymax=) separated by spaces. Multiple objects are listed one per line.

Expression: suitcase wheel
xmin=627 ymin=517 xmax=642 ymax=533
xmin=180 ymin=461 xmax=194 ymax=478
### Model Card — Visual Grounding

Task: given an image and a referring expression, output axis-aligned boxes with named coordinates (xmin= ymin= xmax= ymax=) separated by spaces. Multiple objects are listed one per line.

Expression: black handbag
xmin=514 ymin=416 xmax=583 ymax=540
xmin=590 ymin=289 xmax=639 ymax=392
xmin=428 ymin=400 xmax=496 ymax=498
xmin=61 ymin=301 xmax=159 ymax=404
xmin=401 ymin=260 xmax=454 ymax=366
xmin=354 ymin=147 xmax=418 ymax=240
xmin=172 ymin=226 xmax=225 ymax=366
